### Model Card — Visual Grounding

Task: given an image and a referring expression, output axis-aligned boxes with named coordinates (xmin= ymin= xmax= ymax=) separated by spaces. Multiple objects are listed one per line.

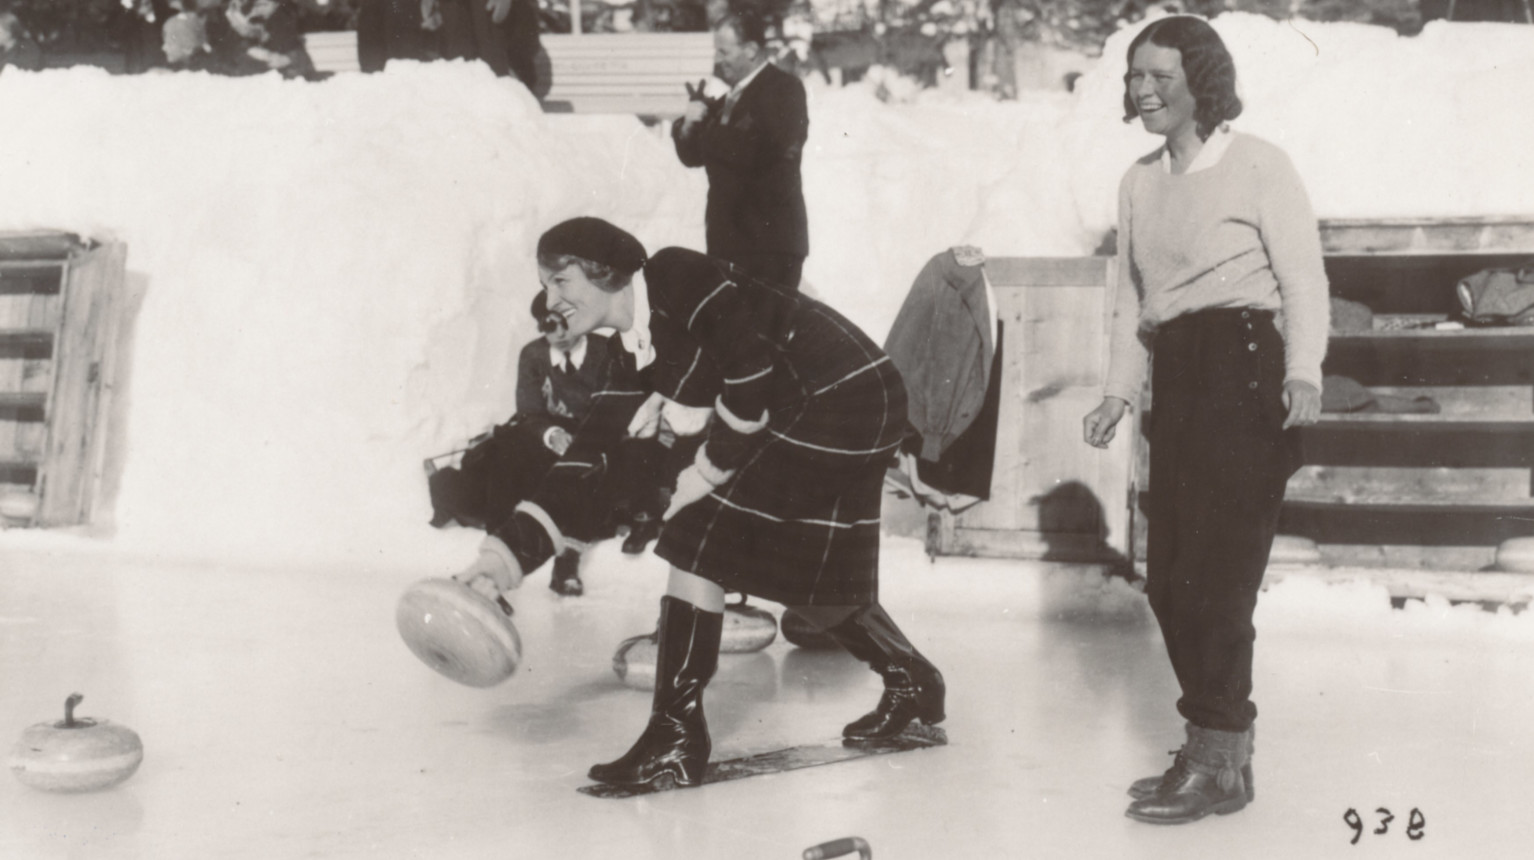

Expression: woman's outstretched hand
xmin=1083 ymin=397 xmax=1129 ymax=449
xmin=1282 ymin=380 xmax=1322 ymax=429
xmin=453 ymin=537 xmax=524 ymax=597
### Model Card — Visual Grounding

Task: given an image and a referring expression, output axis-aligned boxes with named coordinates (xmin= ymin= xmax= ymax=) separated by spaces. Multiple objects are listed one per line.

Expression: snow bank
xmin=0 ymin=15 xmax=1530 ymax=572
xmin=0 ymin=61 xmax=708 ymax=567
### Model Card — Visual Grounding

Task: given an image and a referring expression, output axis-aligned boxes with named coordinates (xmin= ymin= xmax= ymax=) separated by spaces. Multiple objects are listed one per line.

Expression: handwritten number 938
xmin=1344 ymin=807 xmax=1425 ymax=845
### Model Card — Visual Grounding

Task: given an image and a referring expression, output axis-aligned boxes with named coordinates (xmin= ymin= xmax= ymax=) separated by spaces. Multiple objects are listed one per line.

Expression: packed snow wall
xmin=0 ymin=14 xmax=1529 ymax=570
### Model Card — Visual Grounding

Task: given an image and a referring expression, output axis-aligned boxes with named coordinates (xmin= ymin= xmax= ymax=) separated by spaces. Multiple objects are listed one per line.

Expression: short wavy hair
xmin=1122 ymin=16 xmax=1242 ymax=141
xmin=536 ymin=253 xmax=632 ymax=293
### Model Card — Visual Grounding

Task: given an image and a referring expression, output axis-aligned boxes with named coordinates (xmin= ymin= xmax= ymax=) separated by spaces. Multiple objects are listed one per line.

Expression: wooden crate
xmin=0 ymin=232 xmax=125 ymax=528
xmin=926 ymin=257 xmax=1136 ymax=565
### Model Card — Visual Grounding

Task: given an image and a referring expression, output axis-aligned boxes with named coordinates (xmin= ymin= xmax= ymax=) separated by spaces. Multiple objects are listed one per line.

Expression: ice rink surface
xmin=3 ymin=533 xmax=1531 ymax=860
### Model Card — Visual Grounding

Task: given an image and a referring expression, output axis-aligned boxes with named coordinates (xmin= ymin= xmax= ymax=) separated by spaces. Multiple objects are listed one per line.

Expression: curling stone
xmin=780 ymin=609 xmax=842 ymax=651
xmin=611 ymin=599 xmax=779 ymax=689
xmin=10 ymin=694 xmax=143 ymax=793
xmin=396 ymin=578 xmax=522 ymax=688
xmin=721 ymin=598 xmax=777 ymax=653
xmin=612 ymin=632 xmax=658 ymax=690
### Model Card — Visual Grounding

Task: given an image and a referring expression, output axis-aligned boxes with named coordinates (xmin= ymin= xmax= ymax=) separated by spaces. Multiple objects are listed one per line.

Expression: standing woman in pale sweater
xmin=1082 ymin=16 xmax=1328 ymax=825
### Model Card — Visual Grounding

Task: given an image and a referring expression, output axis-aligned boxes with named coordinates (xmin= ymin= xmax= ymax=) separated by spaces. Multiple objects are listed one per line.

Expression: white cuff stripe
xmin=695 ymin=444 xmax=735 ymax=486
xmin=675 ymin=347 xmax=704 ymax=394
xmin=714 ymin=395 xmax=768 ymax=434
xmin=688 ymin=281 xmax=733 ymax=330
xmin=513 ymin=501 xmax=565 ymax=555
xmin=725 ymin=366 xmax=772 ymax=385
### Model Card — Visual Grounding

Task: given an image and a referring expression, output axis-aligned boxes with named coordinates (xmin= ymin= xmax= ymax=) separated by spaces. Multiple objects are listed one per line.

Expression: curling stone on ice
xmin=611 ymin=598 xmax=780 ymax=688
xmin=780 ymin=608 xmax=842 ymax=651
xmin=611 ymin=631 xmax=659 ymax=690
xmin=10 ymin=693 xmax=143 ymax=793
xmin=396 ymin=578 xmax=522 ymax=687
xmin=722 ymin=597 xmax=777 ymax=653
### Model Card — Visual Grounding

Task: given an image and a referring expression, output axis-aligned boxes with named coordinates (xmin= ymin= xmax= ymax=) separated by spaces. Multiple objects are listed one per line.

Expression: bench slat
xmin=300 ymin=30 xmax=716 ymax=116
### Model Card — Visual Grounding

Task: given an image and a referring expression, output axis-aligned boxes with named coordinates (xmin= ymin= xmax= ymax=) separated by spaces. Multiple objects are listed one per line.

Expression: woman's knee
xmin=666 ymin=568 xmax=726 ymax=613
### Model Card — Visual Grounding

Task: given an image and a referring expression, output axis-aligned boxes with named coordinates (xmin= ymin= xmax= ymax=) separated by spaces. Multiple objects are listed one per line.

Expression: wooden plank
xmin=984 ymin=257 xmax=1111 ymax=288
xmin=1301 ymin=422 xmax=1534 ymax=468
xmin=1287 ymin=465 xmax=1532 ymax=503
xmin=939 ymin=526 xmax=1128 ymax=564
xmin=0 ymin=264 xmax=64 ymax=296
xmin=1279 ymin=498 xmax=1534 ymax=549
xmin=0 ymin=232 xmax=83 ymax=261
xmin=1316 ymin=413 xmax=1534 ymax=430
xmin=0 ymin=392 xmax=47 ymax=409
xmin=37 ymin=242 xmax=125 ymax=527
xmin=1321 ymin=216 xmax=1534 ymax=256
xmin=0 ymin=328 xmax=53 ymax=348
xmin=1283 ymin=495 xmax=1534 ymax=512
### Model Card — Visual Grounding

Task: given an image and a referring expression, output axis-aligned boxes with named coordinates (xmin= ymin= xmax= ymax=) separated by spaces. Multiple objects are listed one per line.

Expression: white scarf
xmin=617 ymin=270 xmax=655 ymax=371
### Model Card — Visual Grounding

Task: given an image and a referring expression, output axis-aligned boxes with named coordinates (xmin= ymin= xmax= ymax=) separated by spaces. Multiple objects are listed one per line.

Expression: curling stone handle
xmin=803 ymin=836 xmax=870 ymax=860
xmin=495 ymin=594 xmax=515 ymax=617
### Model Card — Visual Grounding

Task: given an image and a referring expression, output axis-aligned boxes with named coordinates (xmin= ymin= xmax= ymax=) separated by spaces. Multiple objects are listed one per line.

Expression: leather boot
xmin=1125 ymin=724 xmax=1251 ymax=824
xmin=622 ymin=513 xmax=659 ymax=555
xmin=549 ymin=550 xmax=583 ymax=596
xmin=588 ymin=596 xmax=722 ymax=788
xmin=826 ymin=603 xmax=945 ymax=741
xmin=1129 ymin=723 xmax=1254 ymax=802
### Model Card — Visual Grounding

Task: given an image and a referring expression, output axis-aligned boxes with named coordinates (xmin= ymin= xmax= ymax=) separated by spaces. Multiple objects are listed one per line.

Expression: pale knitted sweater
xmin=1104 ymin=131 xmax=1330 ymax=405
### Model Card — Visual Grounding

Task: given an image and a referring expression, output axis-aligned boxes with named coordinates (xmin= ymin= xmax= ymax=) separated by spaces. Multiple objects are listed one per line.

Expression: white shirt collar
xmin=1160 ymin=125 xmax=1234 ymax=175
xmin=617 ymin=270 xmax=656 ymax=371
xmin=549 ymin=335 xmax=588 ymax=372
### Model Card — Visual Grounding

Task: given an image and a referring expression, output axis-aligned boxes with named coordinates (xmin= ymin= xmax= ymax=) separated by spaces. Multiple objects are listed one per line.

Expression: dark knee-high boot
xmin=588 ymin=596 xmax=722 ymax=788
xmin=826 ymin=603 xmax=945 ymax=741
xmin=1125 ymin=723 xmax=1251 ymax=824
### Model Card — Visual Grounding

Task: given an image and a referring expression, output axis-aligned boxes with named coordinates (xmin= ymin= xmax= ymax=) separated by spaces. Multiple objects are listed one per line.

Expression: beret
xmin=536 ymin=217 xmax=648 ymax=276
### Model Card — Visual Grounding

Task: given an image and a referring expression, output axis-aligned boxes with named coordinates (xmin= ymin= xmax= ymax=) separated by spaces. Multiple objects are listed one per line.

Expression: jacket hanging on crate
xmin=882 ymin=246 xmax=1001 ymax=502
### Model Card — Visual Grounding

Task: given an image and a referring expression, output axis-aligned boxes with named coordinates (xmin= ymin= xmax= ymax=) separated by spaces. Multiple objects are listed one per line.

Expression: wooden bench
xmin=537 ymin=32 xmax=713 ymax=117
xmin=302 ymin=31 xmax=362 ymax=74
xmin=301 ymin=30 xmax=713 ymax=119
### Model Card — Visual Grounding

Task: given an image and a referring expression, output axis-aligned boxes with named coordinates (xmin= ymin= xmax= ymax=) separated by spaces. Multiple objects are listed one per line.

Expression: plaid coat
xmin=493 ymin=247 xmax=905 ymax=606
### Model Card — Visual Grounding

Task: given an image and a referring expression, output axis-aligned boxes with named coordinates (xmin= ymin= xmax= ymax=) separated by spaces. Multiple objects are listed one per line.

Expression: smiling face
xmin=539 ymin=262 xmax=630 ymax=339
xmin=1127 ymin=43 xmax=1198 ymax=143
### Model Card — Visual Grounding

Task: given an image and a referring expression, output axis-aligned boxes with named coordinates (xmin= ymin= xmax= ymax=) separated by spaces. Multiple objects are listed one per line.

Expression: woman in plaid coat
xmin=456 ymin=217 xmax=945 ymax=789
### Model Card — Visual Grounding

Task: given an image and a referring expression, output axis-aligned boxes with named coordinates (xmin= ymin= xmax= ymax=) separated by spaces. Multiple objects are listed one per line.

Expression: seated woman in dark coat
xmin=428 ymin=291 xmax=612 ymax=594
xmin=454 ymin=217 xmax=946 ymax=790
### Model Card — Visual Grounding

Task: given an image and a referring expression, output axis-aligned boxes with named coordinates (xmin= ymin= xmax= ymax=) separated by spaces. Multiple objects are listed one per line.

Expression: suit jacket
xmin=883 ymin=250 xmax=995 ymax=462
xmin=513 ymin=334 xmax=615 ymax=444
xmin=672 ymin=63 xmax=809 ymax=262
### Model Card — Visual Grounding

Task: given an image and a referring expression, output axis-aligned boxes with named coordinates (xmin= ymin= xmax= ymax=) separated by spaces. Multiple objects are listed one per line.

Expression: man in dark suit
xmin=672 ymin=12 xmax=809 ymax=291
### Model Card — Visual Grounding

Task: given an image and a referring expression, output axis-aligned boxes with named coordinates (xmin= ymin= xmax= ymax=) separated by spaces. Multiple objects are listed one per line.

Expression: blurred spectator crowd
xmin=160 ymin=0 xmax=317 ymax=77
